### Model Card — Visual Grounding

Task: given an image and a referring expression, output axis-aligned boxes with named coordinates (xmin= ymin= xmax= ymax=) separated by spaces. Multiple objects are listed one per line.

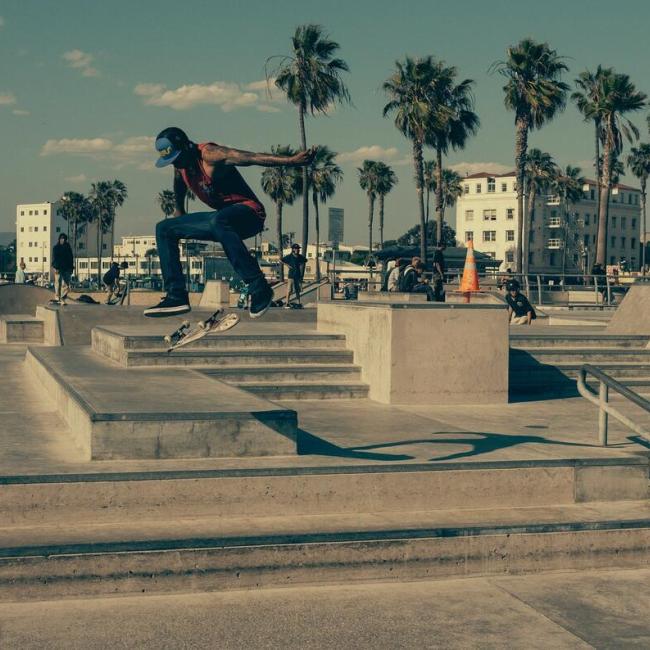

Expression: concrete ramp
xmin=0 ymin=284 xmax=53 ymax=315
xmin=607 ymin=282 xmax=650 ymax=335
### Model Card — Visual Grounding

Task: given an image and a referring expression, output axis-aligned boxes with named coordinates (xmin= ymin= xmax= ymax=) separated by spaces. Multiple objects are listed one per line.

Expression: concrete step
xmin=511 ymin=348 xmax=650 ymax=365
xmin=511 ymin=334 xmax=649 ymax=349
xmin=230 ymin=381 xmax=370 ymax=400
xmin=200 ymin=364 xmax=363 ymax=383
xmin=122 ymin=348 xmax=355 ymax=368
xmin=511 ymin=363 xmax=650 ymax=380
xmin=1 ymin=499 xmax=649 ymax=601
xmin=25 ymin=346 xmax=297 ymax=460
xmin=0 ymin=315 xmax=44 ymax=343
xmin=3 ymin=458 xmax=646 ymax=527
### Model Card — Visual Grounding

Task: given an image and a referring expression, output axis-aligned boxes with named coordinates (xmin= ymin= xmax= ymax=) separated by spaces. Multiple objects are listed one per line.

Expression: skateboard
xmin=164 ymin=310 xmax=240 ymax=352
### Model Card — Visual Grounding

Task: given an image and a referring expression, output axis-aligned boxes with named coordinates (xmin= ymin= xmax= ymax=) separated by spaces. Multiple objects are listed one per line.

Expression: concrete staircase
xmin=93 ymin=326 xmax=370 ymax=400
xmin=0 ymin=314 xmax=44 ymax=343
xmin=510 ymin=333 xmax=650 ymax=395
xmin=0 ymin=457 xmax=647 ymax=601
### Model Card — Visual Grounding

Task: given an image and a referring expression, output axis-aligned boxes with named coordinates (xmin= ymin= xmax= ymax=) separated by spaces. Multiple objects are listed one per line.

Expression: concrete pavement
xmin=1 ymin=567 xmax=649 ymax=648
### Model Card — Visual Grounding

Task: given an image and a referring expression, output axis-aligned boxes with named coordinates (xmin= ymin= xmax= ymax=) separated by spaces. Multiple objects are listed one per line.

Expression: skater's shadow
xmin=347 ymin=431 xmax=600 ymax=463
xmin=298 ymin=430 xmax=414 ymax=461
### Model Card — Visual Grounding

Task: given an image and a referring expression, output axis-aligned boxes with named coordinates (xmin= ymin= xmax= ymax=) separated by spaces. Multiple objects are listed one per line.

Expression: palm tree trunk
xmin=561 ymin=202 xmax=569 ymax=277
xmin=299 ymin=103 xmax=309 ymax=254
xmin=641 ymin=180 xmax=647 ymax=274
xmin=313 ymin=191 xmax=321 ymax=281
xmin=514 ymin=117 xmax=530 ymax=274
xmin=379 ymin=194 xmax=385 ymax=249
xmin=594 ymin=120 xmax=601 ymax=254
xmin=96 ymin=213 xmax=102 ymax=287
xmin=276 ymin=201 xmax=284 ymax=282
xmin=435 ymin=148 xmax=444 ymax=245
xmin=368 ymin=193 xmax=375 ymax=258
xmin=524 ymin=184 xmax=537 ymax=275
xmin=413 ymin=140 xmax=427 ymax=262
xmin=596 ymin=124 xmax=613 ymax=267
xmin=425 ymin=187 xmax=430 ymax=226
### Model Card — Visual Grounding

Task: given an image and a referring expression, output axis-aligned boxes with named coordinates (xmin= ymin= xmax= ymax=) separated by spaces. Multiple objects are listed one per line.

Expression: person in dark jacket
xmin=52 ymin=233 xmax=74 ymax=304
xmin=400 ymin=260 xmax=435 ymax=301
xmin=103 ymin=262 xmax=121 ymax=304
xmin=281 ymin=244 xmax=307 ymax=307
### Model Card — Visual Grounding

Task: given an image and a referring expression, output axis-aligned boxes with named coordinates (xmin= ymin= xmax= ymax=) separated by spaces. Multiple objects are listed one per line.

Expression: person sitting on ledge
xmin=400 ymin=260 xmax=435 ymax=301
xmin=505 ymin=280 xmax=536 ymax=325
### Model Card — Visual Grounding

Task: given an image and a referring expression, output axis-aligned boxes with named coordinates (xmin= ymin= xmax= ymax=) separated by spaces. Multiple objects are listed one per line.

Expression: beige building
xmin=455 ymin=172 xmax=642 ymax=273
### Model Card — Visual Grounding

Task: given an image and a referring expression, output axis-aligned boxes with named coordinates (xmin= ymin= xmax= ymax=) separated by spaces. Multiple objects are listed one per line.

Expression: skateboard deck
xmin=165 ymin=310 xmax=240 ymax=352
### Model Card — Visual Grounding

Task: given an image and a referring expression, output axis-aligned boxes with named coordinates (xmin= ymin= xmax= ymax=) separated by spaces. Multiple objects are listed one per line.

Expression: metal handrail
xmin=576 ymin=364 xmax=650 ymax=446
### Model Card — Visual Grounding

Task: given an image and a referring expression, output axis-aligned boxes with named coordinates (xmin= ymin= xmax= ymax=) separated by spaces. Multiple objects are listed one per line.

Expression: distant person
xmin=387 ymin=258 xmax=405 ymax=292
xmin=281 ymin=243 xmax=307 ymax=308
xmin=401 ymin=260 xmax=435 ymax=301
xmin=505 ymin=280 xmax=536 ymax=326
xmin=432 ymin=242 xmax=446 ymax=302
xmin=51 ymin=233 xmax=73 ymax=304
xmin=15 ymin=260 xmax=26 ymax=284
xmin=103 ymin=261 xmax=121 ymax=303
xmin=498 ymin=268 xmax=513 ymax=291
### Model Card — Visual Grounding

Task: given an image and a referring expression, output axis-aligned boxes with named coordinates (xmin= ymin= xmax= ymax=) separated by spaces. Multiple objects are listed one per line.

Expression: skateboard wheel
xmin=197 ymin=322 xmax=206 ymax=330
xmin=163 ymin=335 xmax=171 ymax=344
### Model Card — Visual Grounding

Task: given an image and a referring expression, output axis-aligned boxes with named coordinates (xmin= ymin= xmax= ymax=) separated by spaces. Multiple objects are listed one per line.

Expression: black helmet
xmin=155 ymin=127 xmax=190 ymax=168
xmin=506 ymin=279 xmax=520 ymax=292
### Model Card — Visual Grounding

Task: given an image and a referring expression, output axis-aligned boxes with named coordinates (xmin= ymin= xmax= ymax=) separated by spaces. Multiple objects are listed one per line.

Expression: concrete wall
xmin=607 ymin=283 xmax=650 ymax=336
xmin=0 ymin=284 xmax=54 ymax=315
xmin=318 ymin=302 xmax=509 ymax=405
xmin=198 ymin=280 xmax=230 ymax=308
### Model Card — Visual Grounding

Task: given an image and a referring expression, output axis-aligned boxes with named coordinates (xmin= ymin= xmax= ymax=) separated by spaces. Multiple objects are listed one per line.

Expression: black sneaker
xmin=249 ymin=284 xmax=273 ymax=319
xmin=143 ymin=294 xmax=191 ymax=318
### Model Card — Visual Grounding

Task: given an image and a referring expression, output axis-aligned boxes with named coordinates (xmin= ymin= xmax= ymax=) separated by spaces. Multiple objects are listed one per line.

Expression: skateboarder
xmin=145 ymin=127 xmax=314 ymax=318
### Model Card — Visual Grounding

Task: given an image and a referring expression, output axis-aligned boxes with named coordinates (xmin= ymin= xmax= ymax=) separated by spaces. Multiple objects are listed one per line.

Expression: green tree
xmin=58 ymin=191 xmax=92 ymax=278
xmin=592 ymin=72 xmax=646 ymax=266
xmin=383 ymin=56 xmax=439 ymax=262
xmin=157 ymin=190 xmax=176 ymax=219
xmin=492 ymin=38 xmax=569 ymax=272
xmin=145 ymin=247 xmax=157 ymax=278
xmin=424 ymin=162 xmax=463 ymax=242
xmin=627 ymin=143 xmax=650 ymax=272
xmin=358 ymin=160 xmax=380 ymax=257
xmin=309 ymin=146 xmax=342 ymax=279
xmin=552 ymin=165 xmax=586 ymax=275
xmin=272 ymin=24 xmax=350 ymax=254
xmin=260 ymin=145 xmax=301 ymax=281
xmin=375 ymin=162 xmax=398 ymax=249
xmin=387 ymin=220 xmax=456 ymax=249
xmin=424 ymin=63 xmax=479 ymax=244
xmin=524 ymin=149 xmax=558 ymax=272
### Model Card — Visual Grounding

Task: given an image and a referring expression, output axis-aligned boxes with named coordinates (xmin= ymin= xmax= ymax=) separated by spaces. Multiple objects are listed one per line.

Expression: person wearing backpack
xmin=103 ymin=262 xmax=121 ymax=304
xmin=400 ymin=260 xmax=435 ymax=301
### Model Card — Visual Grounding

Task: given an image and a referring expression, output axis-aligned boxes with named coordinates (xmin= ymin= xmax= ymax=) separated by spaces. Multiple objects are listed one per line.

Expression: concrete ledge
xmin=25 ymin=346 xmax=297 ymax=460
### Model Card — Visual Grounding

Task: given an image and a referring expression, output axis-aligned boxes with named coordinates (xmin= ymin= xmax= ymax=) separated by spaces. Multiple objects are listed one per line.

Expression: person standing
xmin=103 ymin=261 xmax=121 ymax=304
xmin=432 ymin=242 xmax=446 ymax=302
xmin=281 ymin=243 xmax=307 ymax=308
xmin=52 ymin=233 xmax=74 ymax=304
xmin=145 ymin=127 xmax=313 ymax=317
xmin=15 ymin=259 xmax=26 ymax=284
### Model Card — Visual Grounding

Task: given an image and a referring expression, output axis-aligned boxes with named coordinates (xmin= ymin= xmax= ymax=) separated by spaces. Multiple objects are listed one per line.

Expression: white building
xmin=455 ymin=172 xmax=642 ymax=272
xmin=16 ymin=201 xmax=102 ymax=279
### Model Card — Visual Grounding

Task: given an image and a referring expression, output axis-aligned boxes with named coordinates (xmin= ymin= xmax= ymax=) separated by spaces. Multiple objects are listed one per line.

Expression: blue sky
xmin=1 ymin=0 xmax=649 ymax=243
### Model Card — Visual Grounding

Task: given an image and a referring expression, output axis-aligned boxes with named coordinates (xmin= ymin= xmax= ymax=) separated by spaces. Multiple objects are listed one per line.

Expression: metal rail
xmin=576 ymin=364 xmax=650 ymax=446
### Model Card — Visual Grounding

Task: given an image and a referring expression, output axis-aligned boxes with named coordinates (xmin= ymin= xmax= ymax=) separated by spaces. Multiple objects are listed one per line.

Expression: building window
xmin=621 ymin=237 xmax=626 ymax=248
xmin=465 ymin=210 xmax=474 ymax=222
xmin=102 ymin=243 xmax=107 ymax=250
xmin=34 ymin=257 xmax=38 ymax=262
xmin=592 ymin=234 xmax=596 ymax=244
xmin=584 ymin=234 xmax=590 ymax=246
xmin=463 ymin=184 xmax=469 ymax=194
xmin=43 ymin=209 xmax=48 ymax=215
xmin=632 ymin=238 xmax=636 ymax=249
xmin=20 ymin=211 xmax=24 ymax=216
xmin=29 ymin=211 xmax=33 ymax=216
xmin=482 ymin=209 xmax=496 ymax=221
xmin=43 ymin=256 xmax=47 ymax=263
xmin=91 ymin=262 xmax=98 ymax=269
xmin=475 ymin=184 xmax=482 ymax=194
xmin=29 ymin=257 xmax=32 ymax=262
xmin=506 ymin=230 xmax=515 ymax=242
xmin=465 ymin=231 xmax=474 ymax=242
xmin=35 ymin=210 xmax=39 ymax=215
xmin=482 ymin=231 xmax=496 ymax=242
xmin=506 ymin=208 xmax=514 ymax=220
xmin=632 ymin=218 xmax=637 ymax=229
xmin=549 ymin=252 xmax=556 ymax=265
xmin=501 ymin=183 xmax=508 ymax=192
xmin=611 ymin=236 xmax=616 ymax=247
xmin=78 ymin=242 xmax=84 ymax=249
xmin=530 ymin=231 xmax=535 ymax=243
xmin=528 ymin=252 xmax=534 ymax=264
xmin=487 ymin=178 xmax=496 ymax=193
xmin=506 ymin=251 xmax=514 ymax=263
xmin=56 ymin=227 xmax=60 ymax=233
xmin=622 ymin=217 xmax=627 ymax=229
xmin=584 ymin=214 xmax=590 ymax=226
xmin=28 ymin=242 xmax=32 ymax=247
xmin=612 ymin=217 xmax=617 ymax=227
xmin=590 ymin=189 xmax=595 ymax=200
xmin=20 ymin=227 xmax=24 ymax=232
xmin=79 ymin=262 xmax=88 ymax=269
xmin=43 ymin=226 xmax=47 ymax=232
xmin=34 ymin=227 xmax=38 ymax=232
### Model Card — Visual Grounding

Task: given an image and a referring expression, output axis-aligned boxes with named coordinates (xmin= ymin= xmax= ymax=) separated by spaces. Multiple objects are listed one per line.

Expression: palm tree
xmin=593 ymin=72 xmax=646 ymax=266
xmin=383 ymin=56 xmax=440 ymax=262
xmin=553 ymin=165 xmax=586 ymax=276
xmin=88 ymin=182 xmax=112 ymax=286
xmin=423 ymin=160 xmax=436 ymax=226
xmin=492 ymin=38 xmax=569 ymax=273
xmin=424 ymin=62 xmax=479 ymax=244
xmin=435 ymin=168 xmax=463 ymax=241
xmin=524 ymin=149 xmax=558 ymax=273
xmin=309 ymin=146 xmax=342 ymax=280
xmin=572 ymin=66 xmax=612 ymax=245
xmin=260 ymin=145 xmax=301 ymax=281
xmin=358 ymin=160 xmax=380 ymax=258
xmin=108 ymin=180 xmax=127 ymax=257
xmin=58 ymin=191 xmax=91 ymax=278
xmin=627 ymin=143 xmax=650 ymax=273
xmin=145 ymin=247 xmax=158 ymax=278
xmin=272 ymin=24 xmax=350 ymax=254
xmin=185 ymin=188 xmax=196 ymax=213
xmin=157 ymin=190 xmax=175 ymax=219
xmin=375 ymin=162 xmax=398 ymax=249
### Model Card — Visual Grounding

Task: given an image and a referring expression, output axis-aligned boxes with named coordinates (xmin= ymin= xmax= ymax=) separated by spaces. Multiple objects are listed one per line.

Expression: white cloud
xmin=12 ymin=109 xmax=30 ymax=116
xmin=134 ymin=79 xmax=285 ymax=113
xmin=62 ymin=49 xmax=99 ymax=77
xmin=0 ymin=92 xmax=17 ymax=106
xmin=338 ymin=145 xmax=401 ymax=164
xmin=449 ymin=161 xmax=513 ymax=176
xmin=64 ymin=174 xmax=88 ymax=183
xmin=245 ymin=78 xmax=275 ymax=92
xmin=113 ymin=135 xmax=154 ymax=155
xmin=41 ymin=138 xmax=112 ymax=156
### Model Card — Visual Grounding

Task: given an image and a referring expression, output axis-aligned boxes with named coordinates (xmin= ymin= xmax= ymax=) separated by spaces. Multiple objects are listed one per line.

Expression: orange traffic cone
xmin=459 ymin=239 xmax=480 ymax=302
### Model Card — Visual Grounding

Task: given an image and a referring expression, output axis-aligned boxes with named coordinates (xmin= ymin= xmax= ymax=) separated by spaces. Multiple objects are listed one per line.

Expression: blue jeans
xmin=156 ymin=204 xmax=265 ymax=297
